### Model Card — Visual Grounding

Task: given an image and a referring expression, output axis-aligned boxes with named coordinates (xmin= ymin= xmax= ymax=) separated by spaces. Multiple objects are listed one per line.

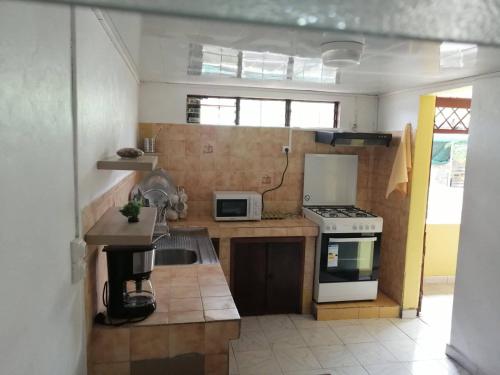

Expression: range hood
xmin=315 ymin=131 xmax=392 ymax=147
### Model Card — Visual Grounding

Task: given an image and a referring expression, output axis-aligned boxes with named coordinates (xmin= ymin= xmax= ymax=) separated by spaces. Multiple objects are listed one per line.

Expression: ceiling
xmin=134 ymin=15 xmax=500 ymax=95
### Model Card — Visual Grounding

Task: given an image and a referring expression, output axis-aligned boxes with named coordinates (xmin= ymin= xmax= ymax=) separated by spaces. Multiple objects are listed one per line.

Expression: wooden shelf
xmin=85 ymin=207 xmax=157 ymax=246
xmin=97 ymin=155 xmax=158 ymax=171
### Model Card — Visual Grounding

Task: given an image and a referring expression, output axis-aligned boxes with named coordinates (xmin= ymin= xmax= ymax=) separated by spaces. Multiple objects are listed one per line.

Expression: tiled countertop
xmin=130 ymin=263 xmax=239 ymax=327
xmin=169 ymin=215 xmax=319 ymax=238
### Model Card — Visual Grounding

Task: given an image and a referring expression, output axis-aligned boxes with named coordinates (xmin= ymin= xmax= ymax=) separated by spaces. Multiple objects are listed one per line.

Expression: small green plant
xmin=120 ymin=200 xmax=142 ymax=223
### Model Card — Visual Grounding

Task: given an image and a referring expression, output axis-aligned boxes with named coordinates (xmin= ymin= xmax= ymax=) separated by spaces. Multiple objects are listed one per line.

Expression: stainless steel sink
xmin=153 ymin=227 xmax=218 ymax=266
xmin=155 ymin=248 xmax=198 ymax=265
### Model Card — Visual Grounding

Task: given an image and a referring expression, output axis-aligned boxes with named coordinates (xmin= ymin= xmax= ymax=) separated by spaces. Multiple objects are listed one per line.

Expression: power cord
xmin=261 ymin=149 xmax=289 ymax=213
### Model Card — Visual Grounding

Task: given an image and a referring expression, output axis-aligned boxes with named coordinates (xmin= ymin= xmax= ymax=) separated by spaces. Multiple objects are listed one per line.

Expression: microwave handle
xmin=329 ymin=237 xmax=377 ymax=243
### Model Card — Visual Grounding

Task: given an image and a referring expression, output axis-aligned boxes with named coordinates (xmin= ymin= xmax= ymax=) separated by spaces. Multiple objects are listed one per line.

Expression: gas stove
xmin=303 ymin=205 xmax=383 ymax=234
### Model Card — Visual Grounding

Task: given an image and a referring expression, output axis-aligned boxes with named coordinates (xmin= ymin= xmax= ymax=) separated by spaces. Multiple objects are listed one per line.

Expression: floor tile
xmin=327 ymin=366 xmax=369 ymax=375
xmin=234 ymin=349 xmax=282 ymax=375
xmin=310 ymin=345 xmax=359 ymax=368
xmin=381 ymin=339 xmax=445 ymax=361
xmin=231 ymin=330 xmax=270 ymax=352
xmin=405 ymin=359 xmax=469 ymax=375
xmin=346 ymin=342 xmax=398 ymax=366
xmin=240 ymin=316 xmax=262 ymax=332
xmin=274 ymin=347 xmax=322 ymax=372
xmin=264 ymin=328 xmax=308 ymax=348
xmin=366 ymin=325 xmax=410 ymax=342
xmin=229 ymin=346 xmax=239 ymax=374
xmin=332 ymin=325 xmax=376 ymax=344
xmin=258 ymin=314 xmax=296 ymax=331
xmin=290 ymin=314 xmax=331 ymax=329
xmin=327 ymin=320 xmax=362 ymax=328
xmin=364 ymin=363 xmax=413 ymax=375
xmin=299 ymin=327 xmax=343 ymax=347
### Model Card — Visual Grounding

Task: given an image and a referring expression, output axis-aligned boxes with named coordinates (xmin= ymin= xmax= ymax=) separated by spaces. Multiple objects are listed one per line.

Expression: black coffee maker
xmin=103 ymin=245 xmax=156 ymax=320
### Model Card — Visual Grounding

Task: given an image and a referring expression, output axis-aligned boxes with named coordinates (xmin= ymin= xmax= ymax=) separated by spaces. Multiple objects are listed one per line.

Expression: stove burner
xmin=307 ymin=206 xmax=375 ymax=218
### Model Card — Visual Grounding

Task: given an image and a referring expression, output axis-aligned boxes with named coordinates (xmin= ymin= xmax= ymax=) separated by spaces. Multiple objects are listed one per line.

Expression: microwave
xmin=213 ymin=191 xmax=262 ymax=221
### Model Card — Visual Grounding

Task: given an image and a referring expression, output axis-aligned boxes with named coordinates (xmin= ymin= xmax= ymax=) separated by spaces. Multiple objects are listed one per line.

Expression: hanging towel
xmin=385 ymin=123 xmax=412 ymax=198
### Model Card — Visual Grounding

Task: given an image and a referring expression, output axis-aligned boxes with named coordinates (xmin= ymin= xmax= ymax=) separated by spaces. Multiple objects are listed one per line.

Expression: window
xmin=239 ymin=99 xmax=286 ymax=127
xmin=290 ymin=101 xmax=337 ymax=128
xmin=187 ymin=95 xmax=339 ymax=128
xmin=187 ymin=96 xmax=237 ymax=125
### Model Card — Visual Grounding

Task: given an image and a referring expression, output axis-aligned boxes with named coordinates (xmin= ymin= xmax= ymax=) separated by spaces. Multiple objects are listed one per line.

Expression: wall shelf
xmin=97 ymin=155 xmax=158 ymax=171
xmin=85 ymin=207 xmax=157 ymax=246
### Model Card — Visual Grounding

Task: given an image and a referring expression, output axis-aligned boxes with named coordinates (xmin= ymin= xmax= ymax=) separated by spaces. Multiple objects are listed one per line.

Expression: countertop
xmin=129 ymin=263 xmax=239 ymax=327
xmin=169 ymin=215 xmax=319 ymax=238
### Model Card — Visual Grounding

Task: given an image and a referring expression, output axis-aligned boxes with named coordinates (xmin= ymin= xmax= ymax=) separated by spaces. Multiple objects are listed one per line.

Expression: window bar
xmin=235 ymin=97 xmax=240 ymax=125
xmin=333 ymin=101 xmax=340 ymax=128
xmin=285 ymin=100 xmax=291 ymax=127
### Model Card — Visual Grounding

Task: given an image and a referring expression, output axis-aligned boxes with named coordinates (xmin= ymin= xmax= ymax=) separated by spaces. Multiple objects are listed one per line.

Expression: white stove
xmin=303 ymin=154 xmax=383 ymax=303
xmin=303 ymin=206 xmax=383 ymax=233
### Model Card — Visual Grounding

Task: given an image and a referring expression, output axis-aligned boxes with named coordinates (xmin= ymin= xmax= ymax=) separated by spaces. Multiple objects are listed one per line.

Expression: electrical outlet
xmin=282 ymin=145 xmax=291 ymax=154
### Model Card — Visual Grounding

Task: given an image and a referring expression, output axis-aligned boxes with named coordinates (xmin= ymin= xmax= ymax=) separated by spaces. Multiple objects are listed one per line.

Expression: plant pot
xmin=128 ymin=216 xmax=139 ymax=223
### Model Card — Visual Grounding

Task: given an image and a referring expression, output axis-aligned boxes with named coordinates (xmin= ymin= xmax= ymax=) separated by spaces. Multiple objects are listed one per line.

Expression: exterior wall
xmin=423 ymin=224 xmax=460 ymax=277
xmin=0 ymin=2 xmax=84 ymax=374
xmin=139 ymin=82 xmax=379 ymax=132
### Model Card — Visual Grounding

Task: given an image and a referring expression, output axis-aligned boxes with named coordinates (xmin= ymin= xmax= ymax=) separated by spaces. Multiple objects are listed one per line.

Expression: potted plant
xmin=120 ymin=200 xmax=142 ymax=223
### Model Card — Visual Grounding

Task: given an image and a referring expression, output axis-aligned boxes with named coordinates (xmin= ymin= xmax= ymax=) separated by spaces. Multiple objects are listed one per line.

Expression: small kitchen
xmin=6 ymin=3 xmax=494 ymax=375
xmin=82 ymin=11 xmax=417 ymax=375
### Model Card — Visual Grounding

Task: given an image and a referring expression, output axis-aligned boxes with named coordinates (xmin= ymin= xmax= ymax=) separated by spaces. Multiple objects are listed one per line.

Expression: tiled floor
xmin=229 ymin=313 xmax=469 ymax=375
xmin=420 ymin=282 xmax=455 ymax=341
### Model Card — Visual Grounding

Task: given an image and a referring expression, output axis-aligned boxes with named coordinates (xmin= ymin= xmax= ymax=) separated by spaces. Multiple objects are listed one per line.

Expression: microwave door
xmin=319 ymin=236 xmax=378 ymax=283
xmin=217 ymin=199 xmax=248 ymax=218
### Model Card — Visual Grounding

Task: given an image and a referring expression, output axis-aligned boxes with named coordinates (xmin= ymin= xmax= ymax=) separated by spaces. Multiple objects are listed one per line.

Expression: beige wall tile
xmin=169 ymin=323 xmax=205 ymax=356
xmin=90 ymin=327 xmax=130 ymax=364
xmin=130 ymin=326 xmax=169 ymax=361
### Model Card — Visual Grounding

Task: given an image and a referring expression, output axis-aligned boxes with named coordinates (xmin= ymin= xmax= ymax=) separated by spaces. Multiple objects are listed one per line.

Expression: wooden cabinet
xmin=231 ymin=237 xmax=304 ymax=316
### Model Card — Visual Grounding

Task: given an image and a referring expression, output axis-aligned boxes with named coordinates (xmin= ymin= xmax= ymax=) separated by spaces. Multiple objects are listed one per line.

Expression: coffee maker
xmin=103 ymin=245 xmax=156 ymax=320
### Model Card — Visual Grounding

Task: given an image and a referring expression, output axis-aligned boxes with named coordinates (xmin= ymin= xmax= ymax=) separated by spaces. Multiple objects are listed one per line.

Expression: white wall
xmin=0 ymin=4 xmax=141 ymax=375
xmin=448 ymin=76 xmax=500 ymax=375
xmin=139 ymin=82 xmax=378 ymax=132
xmin=0 ymin=2 xmax=84 ymax=375
xmin=378 ymin=79 xmax=476 ymax=132
xmin=76 ymin=7 xmax=140 ymax=209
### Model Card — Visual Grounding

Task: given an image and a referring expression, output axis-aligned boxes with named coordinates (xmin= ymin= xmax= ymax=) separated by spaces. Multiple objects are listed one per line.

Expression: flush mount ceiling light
xmin=321 ymin=41 xmax=364 ymax=68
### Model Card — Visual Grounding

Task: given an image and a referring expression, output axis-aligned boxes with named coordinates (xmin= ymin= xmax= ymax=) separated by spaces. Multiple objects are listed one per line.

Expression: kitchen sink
xmin=155 ymin=248 xmax=198 ymax=265
xmin=152 ymin=227 xmax=218 ymax=266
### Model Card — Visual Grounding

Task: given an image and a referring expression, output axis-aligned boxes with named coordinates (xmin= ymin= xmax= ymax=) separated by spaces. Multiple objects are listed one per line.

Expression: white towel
xmin=386 ymin=123 xmax=412 ymax=198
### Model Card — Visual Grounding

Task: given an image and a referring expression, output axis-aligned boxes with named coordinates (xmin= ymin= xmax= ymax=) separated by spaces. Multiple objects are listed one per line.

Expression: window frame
xmin=186 ymin=94 xmax=339 ymax=128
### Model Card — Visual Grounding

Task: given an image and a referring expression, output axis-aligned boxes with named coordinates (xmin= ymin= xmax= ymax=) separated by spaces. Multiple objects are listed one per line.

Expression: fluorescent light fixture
xmin=440 ymin=42 xmax=477 ymax=68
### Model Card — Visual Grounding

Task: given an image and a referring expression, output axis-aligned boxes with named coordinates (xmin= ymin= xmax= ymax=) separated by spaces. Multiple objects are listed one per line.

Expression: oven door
xmin=319 ymin=233 xmax=380 ymax=283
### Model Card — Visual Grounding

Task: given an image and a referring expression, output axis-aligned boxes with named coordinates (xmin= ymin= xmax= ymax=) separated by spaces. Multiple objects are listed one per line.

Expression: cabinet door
xmin=231 ymin=241 xmax=267 ymax=316
xmin=266 ymin=240 xmax=303 ymax=314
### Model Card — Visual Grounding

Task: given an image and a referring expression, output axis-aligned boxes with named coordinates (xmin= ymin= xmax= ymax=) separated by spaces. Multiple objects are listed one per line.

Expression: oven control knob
xmin=365 ymin=225 xmax=369 ymax=230
xmin=326 ymin=225 xmax=331 ymax=231
xmin=371 ymin=225 xmax=375 ymax=230
xmin=353 ymin=225 xmax=357 ymax=230
xmin=332 ymin=224 xmax=337 ymax=231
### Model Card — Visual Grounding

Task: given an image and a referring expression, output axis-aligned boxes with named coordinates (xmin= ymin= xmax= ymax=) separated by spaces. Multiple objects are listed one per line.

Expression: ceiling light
xmin=321 ymin=41 xmax=364 ymax=68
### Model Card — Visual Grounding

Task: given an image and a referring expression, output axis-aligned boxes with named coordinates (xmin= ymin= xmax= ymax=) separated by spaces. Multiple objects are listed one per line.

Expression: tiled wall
xmin=139 ymin=123 xmax=372 ymax=216
xmin=368 ymin=132 xmax=411 ymax=305
xmin=89 ymin=320 xmax=239 ymax=375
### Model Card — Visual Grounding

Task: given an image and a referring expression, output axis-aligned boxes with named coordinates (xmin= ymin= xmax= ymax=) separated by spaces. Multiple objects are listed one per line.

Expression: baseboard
xmin=401 ymin=309 xmax=418 ymax=319
xmin=446 ymin=344 xmax=482 ymax=375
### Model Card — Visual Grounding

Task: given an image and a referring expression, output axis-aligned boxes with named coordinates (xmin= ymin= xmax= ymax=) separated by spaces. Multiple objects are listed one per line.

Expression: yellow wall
xmin=402 ymin=95 xmax=436 ymax=310
xmin=423 ymin=224 xmax=460 ymax=276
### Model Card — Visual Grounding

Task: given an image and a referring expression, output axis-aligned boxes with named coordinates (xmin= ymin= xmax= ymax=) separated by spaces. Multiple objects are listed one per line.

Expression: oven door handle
xmin=329 ymin=237 xmax=377 ymax=243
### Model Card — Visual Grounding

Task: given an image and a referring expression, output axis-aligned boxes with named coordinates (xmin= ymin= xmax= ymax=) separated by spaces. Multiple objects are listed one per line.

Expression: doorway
xmin=419 ymin=89 xmax=472 ymax=339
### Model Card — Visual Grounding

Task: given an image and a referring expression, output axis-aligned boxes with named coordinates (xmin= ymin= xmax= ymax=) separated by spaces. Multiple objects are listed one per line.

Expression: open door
xmin=417 ymin=96 xmax=471 ymax=316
